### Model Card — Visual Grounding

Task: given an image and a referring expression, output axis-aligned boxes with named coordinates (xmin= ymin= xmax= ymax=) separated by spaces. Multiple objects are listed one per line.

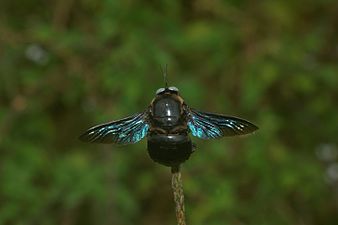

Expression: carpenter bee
xmin=79 ymin=68 xmax=258 ymax=171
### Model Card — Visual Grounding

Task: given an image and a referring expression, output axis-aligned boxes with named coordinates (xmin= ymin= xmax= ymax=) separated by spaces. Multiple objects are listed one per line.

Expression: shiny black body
xmin=79 ymin=85 xmax=258 ymax=170
xmin=147 ymin=91 xmax=193 ymax=168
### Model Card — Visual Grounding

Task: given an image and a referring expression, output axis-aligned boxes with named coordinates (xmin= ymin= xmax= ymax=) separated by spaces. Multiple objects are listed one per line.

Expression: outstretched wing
xmin=79 ymin=112 xmax=149 ymax=144
xmin=187 ymin=109 xmax=258 ymax=139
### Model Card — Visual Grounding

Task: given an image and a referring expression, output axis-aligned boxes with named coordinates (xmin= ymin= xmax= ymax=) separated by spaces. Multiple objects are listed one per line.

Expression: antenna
xmin=160 ymin=64 xmax=168 ymax=89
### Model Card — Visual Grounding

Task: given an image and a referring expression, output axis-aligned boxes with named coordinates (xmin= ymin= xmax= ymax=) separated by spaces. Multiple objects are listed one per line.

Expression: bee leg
xmin=171 ymin=165 xmax=180 ymax=173
xmin=192 ymin=143 xmax=197 ymax=152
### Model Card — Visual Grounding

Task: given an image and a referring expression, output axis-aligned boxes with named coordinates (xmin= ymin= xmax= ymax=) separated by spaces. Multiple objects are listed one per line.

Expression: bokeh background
xmin=1 ymin=0 xmax=338 ymax=224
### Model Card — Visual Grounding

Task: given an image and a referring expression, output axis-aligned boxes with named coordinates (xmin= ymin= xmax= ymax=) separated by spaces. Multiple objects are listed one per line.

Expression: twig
xmin=171 ymin=166 xmax=186 ymax=225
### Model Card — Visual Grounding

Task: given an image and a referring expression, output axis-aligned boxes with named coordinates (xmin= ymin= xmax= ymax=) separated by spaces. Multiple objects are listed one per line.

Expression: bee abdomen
xmin=147 ymin=134 xmax=193 ymax=168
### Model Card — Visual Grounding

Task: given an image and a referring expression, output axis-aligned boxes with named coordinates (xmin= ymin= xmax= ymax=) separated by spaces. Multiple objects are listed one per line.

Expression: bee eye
xmin=156 ymin=88 xmax=165 ymax=95
xmin=168 ymin=86 xmax=179 ymax=92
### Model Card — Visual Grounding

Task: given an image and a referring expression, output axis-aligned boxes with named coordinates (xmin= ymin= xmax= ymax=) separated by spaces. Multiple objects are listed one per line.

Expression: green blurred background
xmin=1 ymin=0 xmax=338 ymax=224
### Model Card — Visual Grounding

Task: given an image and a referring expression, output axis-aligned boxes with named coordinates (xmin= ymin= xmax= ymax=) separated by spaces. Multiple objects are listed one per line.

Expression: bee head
xmin=155 ymin=86 xmax=179 ymax=95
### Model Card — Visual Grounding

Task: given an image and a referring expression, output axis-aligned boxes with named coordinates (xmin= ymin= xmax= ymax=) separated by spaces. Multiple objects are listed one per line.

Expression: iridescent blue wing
xmin=79 ymin=112 xmax=149 ymax=144
xmin=187 ymin=109 xmax=258 ymax=139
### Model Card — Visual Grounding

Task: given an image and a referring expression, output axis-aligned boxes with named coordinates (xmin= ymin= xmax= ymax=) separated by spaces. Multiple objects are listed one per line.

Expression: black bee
xmin=80 ymin=69 xmax=258 ymax=171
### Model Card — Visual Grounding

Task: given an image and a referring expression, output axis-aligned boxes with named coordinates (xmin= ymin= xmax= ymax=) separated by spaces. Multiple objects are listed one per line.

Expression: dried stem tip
xmin=171 ymin=170 xmax=186 ymax=225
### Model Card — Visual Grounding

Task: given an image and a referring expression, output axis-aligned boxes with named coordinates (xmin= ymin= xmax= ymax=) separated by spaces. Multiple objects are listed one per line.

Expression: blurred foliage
xmin=1 ymin=0 xmax=338 ymax=224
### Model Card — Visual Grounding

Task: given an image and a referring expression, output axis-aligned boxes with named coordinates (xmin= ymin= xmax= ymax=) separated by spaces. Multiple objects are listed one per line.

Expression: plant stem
xmin=171 ymin=166 xmax=186 ymax=225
